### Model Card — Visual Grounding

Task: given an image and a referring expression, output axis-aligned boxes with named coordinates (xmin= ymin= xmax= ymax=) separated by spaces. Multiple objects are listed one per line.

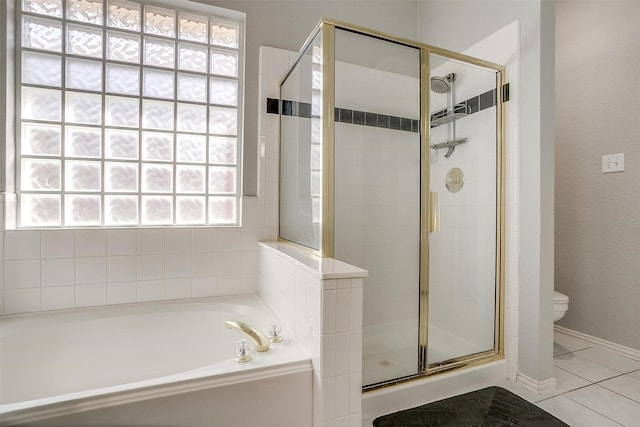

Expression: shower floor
xmin=363 ymin=323 xmax=488 ymax=387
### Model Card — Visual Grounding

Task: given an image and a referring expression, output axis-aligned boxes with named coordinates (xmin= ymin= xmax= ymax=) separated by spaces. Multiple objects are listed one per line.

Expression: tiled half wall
xmin=259 ymin=242 xmax=367 ymax=427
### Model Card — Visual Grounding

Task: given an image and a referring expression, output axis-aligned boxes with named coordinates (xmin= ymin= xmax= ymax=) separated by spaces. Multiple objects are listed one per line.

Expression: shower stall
xmin=279 ymin=19 xmax=505 ymax=389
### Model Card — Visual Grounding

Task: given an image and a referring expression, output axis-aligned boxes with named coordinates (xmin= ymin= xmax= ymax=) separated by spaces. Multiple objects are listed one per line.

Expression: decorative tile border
xmin=268 ymin=98 xmax=419 ymax=133
xmin=267 ymin=83 xmax=509 ymax=132
xmin=336 ymin=108 xmax=420 ymax=133
xmin=430 ymin=83 xmax=510 ymax=127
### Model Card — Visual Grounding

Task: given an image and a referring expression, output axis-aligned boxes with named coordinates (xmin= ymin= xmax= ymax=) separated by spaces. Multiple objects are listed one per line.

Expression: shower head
xmin=430 ymin=76 xmax=450 ymax=94
xmin=430 ymin=73 xmax=456 ymax=94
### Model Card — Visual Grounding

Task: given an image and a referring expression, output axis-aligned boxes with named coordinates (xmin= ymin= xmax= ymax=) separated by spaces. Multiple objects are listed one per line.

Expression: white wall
xmin=418 ymin=0 xmax=556 ymax=388
xmin=555 ymin=0 xmax=640 ymax=350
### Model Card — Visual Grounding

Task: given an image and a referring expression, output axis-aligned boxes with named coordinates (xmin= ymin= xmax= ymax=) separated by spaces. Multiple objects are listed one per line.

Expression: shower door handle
xmin=429 ymin=191 xmax=440 ymax=232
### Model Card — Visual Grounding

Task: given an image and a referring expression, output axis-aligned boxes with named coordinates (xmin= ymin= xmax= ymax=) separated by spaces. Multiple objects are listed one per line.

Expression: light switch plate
xmin=602 ymin=153 xmax=624 ymax=173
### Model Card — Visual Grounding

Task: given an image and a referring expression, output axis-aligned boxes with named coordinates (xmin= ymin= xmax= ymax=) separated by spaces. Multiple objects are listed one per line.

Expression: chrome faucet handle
xmin=268 ymin=323 xmax=284 ymax=343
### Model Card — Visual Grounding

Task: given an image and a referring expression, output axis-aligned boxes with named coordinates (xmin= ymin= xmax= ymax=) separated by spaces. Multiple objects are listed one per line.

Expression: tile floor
xmin=364 ymin=332 xmax=640 ymax=426
xmin=494 ymin=332 xmax=640 ymax=426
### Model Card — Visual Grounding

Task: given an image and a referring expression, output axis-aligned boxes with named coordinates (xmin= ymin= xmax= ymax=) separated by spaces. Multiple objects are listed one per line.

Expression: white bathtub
xmin=0 ymin=295 xmax=312 ymax=426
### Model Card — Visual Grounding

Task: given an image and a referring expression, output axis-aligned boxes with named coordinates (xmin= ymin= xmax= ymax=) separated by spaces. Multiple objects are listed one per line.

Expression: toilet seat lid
xmin=554 ymin=291 xmax=569 ymax=303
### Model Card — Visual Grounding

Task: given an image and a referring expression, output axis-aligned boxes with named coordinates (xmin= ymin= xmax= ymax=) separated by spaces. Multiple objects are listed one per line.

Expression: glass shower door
xmin=427 ymin=53 xmax=499 ymax=367
xmin=332 ymin=29 xmax=422 ymax=386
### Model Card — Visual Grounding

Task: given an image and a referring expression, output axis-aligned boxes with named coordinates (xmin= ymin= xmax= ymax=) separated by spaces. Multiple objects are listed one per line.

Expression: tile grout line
xmin=541 ymin=348 xmax=640 ymax=426
xmin=570 ymin=348 xmax=640 ymax=372
xmin=551 ymin=364 xmax=596 ymax=389
xmin=593 ymin=377 xmax=640 ymax=405
xmin=559 ymin=390 xmax=627 ymax=426
xmin=558 ymin=350 xmax=640 ymax=376
xmin=553 ymin=343 xmax=594 ymax=357
xmin=552 ymin=348 xmax=640 ymax=425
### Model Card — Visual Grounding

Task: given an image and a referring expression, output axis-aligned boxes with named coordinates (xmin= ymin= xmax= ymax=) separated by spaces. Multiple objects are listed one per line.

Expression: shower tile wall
xmin=261 ymin=32 xmax=518 ymax=377
xmin=422 ymin=21 xmax=520 ymax=380
xmin=427 ymin=63 xmax=498 ymax=361
xmin=333 ymin=49 xmax=421 ymax=386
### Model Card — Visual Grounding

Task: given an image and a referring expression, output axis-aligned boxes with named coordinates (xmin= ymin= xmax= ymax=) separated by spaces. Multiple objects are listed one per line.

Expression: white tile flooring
xmin=364 ymin=332 xmax=640 ymax=426
xmin=498 ymin=332 xmax=640 ymax=426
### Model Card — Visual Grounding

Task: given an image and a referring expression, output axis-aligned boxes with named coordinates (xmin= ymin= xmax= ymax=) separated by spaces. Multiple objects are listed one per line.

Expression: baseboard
xmin=515 ymin=372 xmax=556 ymax=395
xmin=555 ymin=325 xmax=640 ymax=361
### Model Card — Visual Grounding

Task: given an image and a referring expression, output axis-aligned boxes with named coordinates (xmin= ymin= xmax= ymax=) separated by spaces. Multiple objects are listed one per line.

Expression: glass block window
xmin=18 ymin=0 xmax=243 ymax=227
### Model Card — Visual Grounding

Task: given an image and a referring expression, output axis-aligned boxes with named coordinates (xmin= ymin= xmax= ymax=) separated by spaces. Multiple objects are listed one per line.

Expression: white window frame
xmin=6 ymin=0 xmax=245 ymax=228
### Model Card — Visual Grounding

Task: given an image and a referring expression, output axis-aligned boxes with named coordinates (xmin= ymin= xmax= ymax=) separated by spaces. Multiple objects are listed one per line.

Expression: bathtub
xmin=0 ymin=294 xmax=313 ymax=426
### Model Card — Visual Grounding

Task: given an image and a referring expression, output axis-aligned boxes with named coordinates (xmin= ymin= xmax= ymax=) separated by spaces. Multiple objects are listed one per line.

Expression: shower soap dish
xmin=431 ymin=137 xmax=468 ymax=158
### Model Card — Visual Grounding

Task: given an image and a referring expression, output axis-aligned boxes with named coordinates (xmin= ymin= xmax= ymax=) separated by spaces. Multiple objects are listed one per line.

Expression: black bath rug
xmin=372 ymin=386 xmax=569 ymax=426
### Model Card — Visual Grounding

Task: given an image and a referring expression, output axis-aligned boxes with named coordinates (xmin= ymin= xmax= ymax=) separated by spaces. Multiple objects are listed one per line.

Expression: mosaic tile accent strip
xmin=338 ymin=107 xmax=419 ymax=133
xmin=267 ymin=98 xmax=420 ymax=132
xmin=430 ymin=83 xmax=510 ymax=128
xmin=278 ymin=99 xmax=313 ymax=118
xmin=266 ymin=83 xmax=509 ymax=132
xmin=268 ymin=98 xmax=419 ymax=133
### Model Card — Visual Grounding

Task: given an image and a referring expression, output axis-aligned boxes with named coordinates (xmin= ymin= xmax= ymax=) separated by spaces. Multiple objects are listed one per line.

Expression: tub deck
xmin=0 ymin=295 xmax=311 ymax=426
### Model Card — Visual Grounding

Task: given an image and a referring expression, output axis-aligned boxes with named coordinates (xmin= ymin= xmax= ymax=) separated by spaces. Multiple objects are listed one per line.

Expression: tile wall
xmin=427 ymin=61 xmax=499 ymax=357
xmin=259 ymin=242 xmax=366 ymax=427
xmin=333 ymin=59 xmax=421 ymax=336
xmin=0 ymin=207 xmax=276 ymax=315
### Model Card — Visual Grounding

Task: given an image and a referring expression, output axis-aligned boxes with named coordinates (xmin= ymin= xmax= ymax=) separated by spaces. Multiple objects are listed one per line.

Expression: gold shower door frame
xmin=279 ymin=19 xmax=506 ymax=389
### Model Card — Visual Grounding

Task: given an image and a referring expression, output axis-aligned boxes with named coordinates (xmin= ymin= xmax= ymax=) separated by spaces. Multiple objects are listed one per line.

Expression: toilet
xmin=553 ymin=291 xmax=569 ymax=322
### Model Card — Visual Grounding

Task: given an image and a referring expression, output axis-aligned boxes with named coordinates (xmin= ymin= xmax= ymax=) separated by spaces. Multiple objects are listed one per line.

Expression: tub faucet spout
xmin=224 ymin=320 xmax=270 ymax=352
